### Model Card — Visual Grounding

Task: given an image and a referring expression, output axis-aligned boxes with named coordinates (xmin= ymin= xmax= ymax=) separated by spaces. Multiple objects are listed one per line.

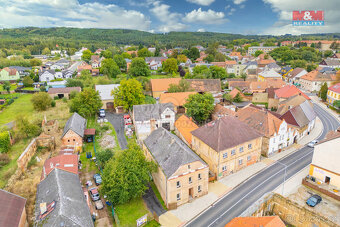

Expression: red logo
xmin=293 ymin=11 xmax=324 ymax=21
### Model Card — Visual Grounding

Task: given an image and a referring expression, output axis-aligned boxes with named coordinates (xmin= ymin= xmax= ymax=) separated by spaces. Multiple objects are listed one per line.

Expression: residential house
xmin=35 ymin=168 xmax=94 ymax=227
xmin=249 ymin=81 xmax=269 ymax=93
xmin=148 ymin=47 xmax=156 ymax=53
xmin=280 ymin=100 xmax=316 ymax=138
xmin=187 ymin=79 xmax=221 ymax=94
xmin=228 ymin=88 xmax=246 ymax=100
xmin=247 ymin=46 xmax=278 ymax=55
xmin=226 ymin=216 xmax=285 ymax=227
xmin=228 ymin=52 xmax=243 ymax=61
xmin=309 ymin=130 xmax=340 ymax=188
xmin=143 ymin=127 xmax=209 ymax=209
xmin=150 ymin=78 xmax=182 ymax=98
xmin=95 ymin=84 xmax=120 ymax=109
xmin=145 ymin=57 xmax=167 ymax=70
xmin=258 ymin=69 xmax=282 ymax=81
xmin=50 ymin=63 xmax=64 ymax=70
xmin=225 ymin=60 xmax=237 ymax=74
xmin=274 ymin=85 xmax=310 ymax=101
xmin=39 ymin=70 xmax=62 ymax=82
xmin=41 ymin=154 xmax=78 ymax=181
xmin=9 ymin=66 xmax=31 ymax=78
xmin=300 ymin=70 xmax=336 ymax=92
xmin=191 ymin=116 xmax=263 ymax=179
xmin=174 ymin=115 xmax=198 ymax=147
xmin=159 ymin=92 xmax=196 ymax=113
xmin=132 ymin=103 xmax=175 ymax=140
xmin=61 ymin=113 xmax=87 ymax=150
xmin=0 ymin=189 xmax=27 ymax=227
xmin=327 ymin=83 xmax=340 ymax=106
xmin=285 ymin=67 xmax=307 ymax=84
xmin=62 ymin=70 xmax=73 ymax=79
xmin=90 ymin=55 xmax=101 ymax=68
xmin=279 ymin=66 xmax=293 ymax=79
xmin=237 ymin=105 xmax=296 ymax=156
xmin=319 ymin=58 xmax=340 ymax=69
xmin=48 ymin=87 xmax=81 ymax=99
xmin=244 ymin=61 xmax=258 ymax=78
xmin=0 ymin=67 xmax=20 ymax=82
xmin=77 ymin=62 xmax=92 ymax=75
xmin=211 ymin=104 xmax=236 ymax=120
xmin=276 ymin=94 xmax=309 ymax=115
xmin=232 ymin=63 xmax=247 ymax=76
xmin=228 ymin=80 xmax=251 ymax=91
xmin=319 ymin=66 xmax=336 ymax=75
xmin=264 ymin=62 xmax=281 ymax=72
xmin=330 ymin=53 xmax=340 ymax=59
xmin=56 ymin=59 xmax=70 ymax=68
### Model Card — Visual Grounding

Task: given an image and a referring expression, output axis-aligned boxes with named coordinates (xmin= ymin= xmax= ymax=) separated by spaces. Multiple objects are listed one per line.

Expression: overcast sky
xmin=0 ymin=0 xmax=338 ymax=35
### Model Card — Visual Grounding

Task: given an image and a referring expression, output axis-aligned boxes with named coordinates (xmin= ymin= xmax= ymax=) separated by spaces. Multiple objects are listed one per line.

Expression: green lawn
xmin=148 ymin=74 xmax=179 ymax=79
xmin=114 ymin=197 xmax=150 ymax=227
xmin=22 ymin=87 xmax=37 ymax=91
xmin=150 ymin=181 xmax=167 ymax=210
xmin=0 ymin=84 xmax=17 ymax=92
xmin=0 ymin=94 xmax=34 ymax=125
xmin=144 ymin=220 xmax=161 ymax=227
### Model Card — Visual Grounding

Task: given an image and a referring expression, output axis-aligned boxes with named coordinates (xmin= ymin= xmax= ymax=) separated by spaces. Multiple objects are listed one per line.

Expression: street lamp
xmin=277 ymin=161 xmax=288 ymax=196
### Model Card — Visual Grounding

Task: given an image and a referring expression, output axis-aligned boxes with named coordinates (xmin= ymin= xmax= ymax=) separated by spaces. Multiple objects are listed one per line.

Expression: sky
xmin=0 ymin=0 xmax=339 ymax=35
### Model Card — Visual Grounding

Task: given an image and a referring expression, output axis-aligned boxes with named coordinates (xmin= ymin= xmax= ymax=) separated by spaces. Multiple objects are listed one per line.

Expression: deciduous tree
xmin=112 ymin=79 xmax=145 ymax=110
xmin=100 ymin=58 xmax=121 ymax=78
xmin=70 ymin=88 xmax=102 ymax=117
xmin=162 ymin=58 xmax=178 ymax=74
xmin=184 ymin=93 xmax=215 ymax=124
xmin=167 ymin=79 xmax=192 ymax=93
xmin=2 ymin=81 xmax=11 ymax=94
xmin=31 ymin=92 xmax=52 ymax=111
xmin=129 ymin=57 xmax=150 ymax=77
xmin=319 ymin=82 xmax=328 ymax=102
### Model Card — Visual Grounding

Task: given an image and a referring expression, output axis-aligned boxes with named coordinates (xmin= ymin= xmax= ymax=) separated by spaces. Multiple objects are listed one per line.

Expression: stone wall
xmin=42 ymin=119 xmax=59 ymax=135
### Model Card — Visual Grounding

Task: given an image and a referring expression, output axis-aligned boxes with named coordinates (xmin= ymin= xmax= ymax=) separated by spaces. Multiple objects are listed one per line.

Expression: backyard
xmin=0 ymin=94 xmax=34 ymax=125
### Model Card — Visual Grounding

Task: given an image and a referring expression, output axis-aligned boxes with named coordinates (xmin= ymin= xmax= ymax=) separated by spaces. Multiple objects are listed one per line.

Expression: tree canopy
xmin=70 ymin=88 xmax=102 ymax=117
xmin=31 ymin=92 xmax=53 ymax=111
xmin=100 ymin=58 xmax=121 ymax=78
xmin=112 ymin=79 xmax=145 ymax=110
xmin=162 ymin=58 xmax=178 ymax=74
xmin=129 ymin=57 xmax=150 ymax=77
xmin=319 ymin=82 xmax=328 ymax=102
xmin=184 ymin=93 xmax=215 ymax=124
xmin=167 ymin=79 xmax=193 ymax=93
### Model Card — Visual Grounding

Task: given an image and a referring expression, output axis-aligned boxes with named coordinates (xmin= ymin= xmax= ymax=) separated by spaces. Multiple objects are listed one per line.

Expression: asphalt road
xmin=186 ymin=103 xmax=340 ymax=227
xmin=106 ymin=112 xmax=128 ymax=150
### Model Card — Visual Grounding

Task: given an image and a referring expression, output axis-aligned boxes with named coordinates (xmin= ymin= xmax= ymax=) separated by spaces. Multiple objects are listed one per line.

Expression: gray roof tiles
xmin=133 ymin=103 xmax=174 ymax=122
xmin=144 ymin=127 xmax=205 ymax=178
xmin=62 ymin=113 xmax=87 ymax=138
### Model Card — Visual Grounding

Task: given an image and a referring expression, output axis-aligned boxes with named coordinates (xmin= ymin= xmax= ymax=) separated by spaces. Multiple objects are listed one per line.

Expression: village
xmin=1 ymin=39 xmax=340 ymax=227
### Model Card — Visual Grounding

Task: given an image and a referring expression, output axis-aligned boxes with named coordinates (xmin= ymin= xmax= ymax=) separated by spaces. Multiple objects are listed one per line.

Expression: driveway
xmin=143 ymin=185 xmax=166 ymax=217
xmin=106 ymin=112 xmax=128 ymax=150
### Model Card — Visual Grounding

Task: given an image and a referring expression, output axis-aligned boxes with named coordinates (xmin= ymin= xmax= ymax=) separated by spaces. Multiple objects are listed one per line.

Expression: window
xmin=73 ymin=139 xmax=75 ymax=142
xmin=231 ymin=149 xmax=236 ymax=156
xmin=198 ymin=173 xmax=201 ymax=180
xmin=273 ymin=138 xmax=275 ymax=143
xmin=248 ymin=144 xmax=252 ymax=149
xmin=176 ymin=181 xmax=181 ymax=188
xmin=239 ymin=159 xmax=243 ymax=165
xmin=165 ymin=115 xmax=171 ymax=118
xmin=188 ymin=165 xmax=190 ymax=169
xmin=189 ymin=177 xmax=192 ymax=184
xmin=239 ymin=147 xmax=244 ymax=153
xmin=198 ymin=185 xmax=201 ymax=192
xmin=223 ymin=152 xmax=228 ymax=159
xmin=222 ymin=165 xmax=227 ymax=172
xmin=177 ymin=193 xmax=181 ymax=201
xmin=247 ymin=156 xmax=251 ymax=161
xmin=68 ymin=139 xmax=70 ymax=142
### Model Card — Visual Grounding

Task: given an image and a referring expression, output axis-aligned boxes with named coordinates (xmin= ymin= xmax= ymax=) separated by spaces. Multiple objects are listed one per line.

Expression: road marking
xmin=206 ymin=149 xmax=314 ymax=227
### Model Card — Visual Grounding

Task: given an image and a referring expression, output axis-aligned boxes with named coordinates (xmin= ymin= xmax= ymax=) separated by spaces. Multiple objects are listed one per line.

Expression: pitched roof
xmin=274 ymin=85 xmax=310 ymax=100
xmin=0 ymin=189 xmax=27 ymax=227
xmin=280 ymin=100 xmax=316 ymax=127
xmin=48 ymin=87 xmax=81 ymax=94
xmin=174 ymin=115 xmax=198 ymax=145
xmin=91 ymin=55 xmax=100 ymax=62
xmin=150 ymin=78 xmax=182 ymax=92
xmin=229 ymin=81 xmax=251 ymax=90
xmin=95 ymin=84 xmax=120 ymax=100
xmin=259 ymin=69 xmax=282 ymax=78
xmin=159 ymin=92 xmax=196 ymax=106
xmin=212 ymin=104 xmax=236 ymax=119
xmin=236 ymin=105 xmax=284 ymax=137
xmin=62 ymin=113 xmax=87 ymax=138
xmin=329 ymin=83 xmax=340 ymax=94
xmin=2 ymin=67 xmax=18 ymax=76
xmin=225 ymin=60 xmax=237 ymax=65
xmin=320 ymin=58 xmax=340 ymax=66
xmin=191 ymin=116 xmax=263 ymax=152
xmin=277 ymin=94 xmax=308 ymax=115
xmin=144 ymin=127 xmax=206 ymax=178
xmin=187 ymin=79 xmax=221 ymax=93
xmin=300 ymin=70 xmax=336 ymax=82
xmin=41 ymin=154 xmax=78 ymax=181
xmin=133 ymin=103 xmax=174 ymax=121
xmin=266 ymin=78 xmax=286 ymax=88
xmin=210 ymin=62 xmax=226 ymax=67
xmin=229 ymin=88 xmax=246 ymax=99
xmin=287 ymin=67 xmax=306 ymax=78
xmin=225 ymin=216 xmax=285 ymax=227
xmin=35 ymin=169 xmax=94 ymax=227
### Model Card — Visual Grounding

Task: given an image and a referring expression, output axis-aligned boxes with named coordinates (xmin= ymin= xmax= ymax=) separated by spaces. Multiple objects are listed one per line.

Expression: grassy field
xmin=0 ymin=94 xmax=34 ymax=125
xmin=115 ymin=197 xmax=150 ymax=227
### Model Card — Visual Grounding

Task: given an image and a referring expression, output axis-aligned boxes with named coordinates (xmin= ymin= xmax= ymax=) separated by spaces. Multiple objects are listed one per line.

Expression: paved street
xmin=106 ymin=112 xmax=128 ymax=150
xmin=186 ymin=103 xmax=340 ymax=227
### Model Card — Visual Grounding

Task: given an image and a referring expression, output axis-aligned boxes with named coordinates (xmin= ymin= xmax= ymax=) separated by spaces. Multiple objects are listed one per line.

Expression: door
xmin=162 ymin=122 xmax=170 ymax=131
xmin=189 ymin=188 xmax=193 ymax=198
xmin=325 ymin=176 xmax=331 ymax=184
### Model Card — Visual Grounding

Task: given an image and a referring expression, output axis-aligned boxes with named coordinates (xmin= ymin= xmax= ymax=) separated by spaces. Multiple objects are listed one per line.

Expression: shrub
xmin=27 ymin=155 xmax=37 ymax=169
xmin=62 ymin=97 xmax=67 ymax=103
xmin=0 ymin=131 xmax=11 ymax=153
xmin=31 ymin=92 xmax=53 ymax=111
xmin=101 ymin=125 xmax=110 ymax=131
xmin=51 ymin=100 xmax=56 ymax=107
xmin=69 ymin=90 xmax=78 ymax=99
xmin=54 ymin=96 xmax=59 ymax=100
xmin=0 ymin=153 xmax=10 ymax=168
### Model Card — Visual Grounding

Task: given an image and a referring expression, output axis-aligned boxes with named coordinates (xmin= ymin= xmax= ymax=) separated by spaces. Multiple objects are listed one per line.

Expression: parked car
xmin=93 ymin=174 xmax=102 ymax=185
xmin=95 ymin=199 xmax=104 ymax=210
xmin=89 ymin=188 xmax=100 ymax=201
xmin=307 ymin=140 xmax=318 ymax=148
xmin=99 ymin=109 xmax=105 ymax=118
xmin=306 ymin=194 xmax=322 ymax=207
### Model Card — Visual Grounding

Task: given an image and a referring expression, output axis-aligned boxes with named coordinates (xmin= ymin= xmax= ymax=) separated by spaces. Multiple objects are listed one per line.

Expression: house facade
xmin=61 ymin=113 xmax=87 ymax=151
xmin=132 ymin=103 xmax=175 ymax=141
xmin=300 ymin=70 xmax=336 ymax=92
xmin=191 ymin=116 xmax=263 ymax=180
xmin=327 ymin=83 xmax=340 ymax=106
xmin=0 ymin=67 xmax=20 ymax=81
xmin=95 ymin=84 xmax=120 ymax=109
xmin=258 ymin=69 xmax=282 ymax=82
xmin=248 ymin=46 xmax=278 ymax=55
xmin=143 ymin=127 xmax=209 ymax=209
xmin=48 ymin=87 xmax=81 ymax=99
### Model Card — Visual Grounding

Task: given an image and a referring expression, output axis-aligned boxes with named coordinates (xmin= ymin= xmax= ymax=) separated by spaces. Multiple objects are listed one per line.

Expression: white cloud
xmin=225 ymin=5 xmax=231 ymax=10
xmin=184 ymin=8 xmax=228 ymax=24
xmin=262 ymin=0 xmax=340 ymax=35
xmin=228 ymin=8 xmax=236 ymax=16
xmin=197 ymin=28 xmax=206 ymax=32
xmin=0 ymin=0 xmax=151 ymax=30
xmin=150 ymin=1 xmax=188 ymax=32
xmin=239 ymin=4 xmax=245 ymax=9
xmin=233 ymin=0 xmax=247 ymax=5
xmin=186 ymin=0 xmax=215 ymax=6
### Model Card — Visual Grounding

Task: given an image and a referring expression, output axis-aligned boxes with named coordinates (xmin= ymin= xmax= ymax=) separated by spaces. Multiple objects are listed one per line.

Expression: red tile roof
xmin=174 ymin=115 xmax=198 ymax=145
xmin=274 ymin=85 xmax=310 ymax=100
xmin=41 ymin=154 xmax=78 ymax=180
xmin=225 ymin=216 xmax=285 ymax=227
xmin=84 ymin=128 xmax=96 ymax=135
xmin=0 ymin=189 xmax=27 ymax=227
xmin=328 ymin=83 xmax=340 ymax=94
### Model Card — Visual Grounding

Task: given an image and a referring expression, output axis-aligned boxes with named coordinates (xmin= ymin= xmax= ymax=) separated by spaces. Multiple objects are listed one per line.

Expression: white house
xmin=132 ymin=103 xmax=175 ymax=141
xmin=39 ymin=70 xmax=56 ymax=82
xmin=299 ymin=70 xmax=335 ymax=92
xmin=50 ymin=63 xmax=64 ymax=70
xmin=145 ymin=57 xmax=167 ymax=70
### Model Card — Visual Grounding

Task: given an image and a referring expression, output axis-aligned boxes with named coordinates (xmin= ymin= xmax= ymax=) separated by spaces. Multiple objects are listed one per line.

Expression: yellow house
xmin=258 ymin=69 xmax=282 ymax=82
xmin=309 ymin=130 xmax=340 ymax=188
xmin=327 ymin=83 xmax=340 ymax=106
xmin=143 ymin=127 xmax=209 ymax=209
xmin=191 ymin=116 xmax=263 ymax=180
